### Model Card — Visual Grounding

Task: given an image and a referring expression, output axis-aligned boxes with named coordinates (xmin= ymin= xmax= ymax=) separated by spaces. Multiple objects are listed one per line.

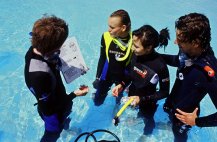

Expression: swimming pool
xmin=0 ymin=0 xmax=217 ymax=141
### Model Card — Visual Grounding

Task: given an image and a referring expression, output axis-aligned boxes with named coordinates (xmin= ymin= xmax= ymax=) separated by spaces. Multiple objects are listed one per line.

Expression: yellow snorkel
xmin=113 ymin=97 xmax=134 ymax=126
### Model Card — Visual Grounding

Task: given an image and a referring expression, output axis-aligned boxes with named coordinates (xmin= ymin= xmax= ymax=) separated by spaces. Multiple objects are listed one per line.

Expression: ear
xmin=121 ymin=25 xmax=127 ymax=32
xmin=146 ymin=46 xmax=153 ymax=52
xmin=192 ymin=39 xmax=200 ymax=48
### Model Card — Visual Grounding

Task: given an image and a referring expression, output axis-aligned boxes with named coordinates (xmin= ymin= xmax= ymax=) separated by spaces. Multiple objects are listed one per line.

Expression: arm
xmin=30 ymin=72 xmax=56 ymax=115
xmin=175 ymin=74 xmax=217 ymax=127
xmin=141 ymin=64 xmax=170 ymax=102
xmin=160 ymin=53 xmax=179 ymax=67
xmin=195 ymin=81 xmax=217 ymax=127
xmin=96 ymin=35 xmax=106 ymax=79
xmin=196 ymin=112 xmax=217 ymax=127
xmin=112 ymin=62 xmax=132 ymax=97
xmin=175 ymin=108 xmax=217 ymax=127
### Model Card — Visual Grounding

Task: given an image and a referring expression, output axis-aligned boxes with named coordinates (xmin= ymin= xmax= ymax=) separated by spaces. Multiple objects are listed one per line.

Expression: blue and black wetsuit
xmin=162 ymin=47 xmax=217 ymax=142
xmin=124 ymin=51 xmax=170 ymax=135
xmin=94 ymin=32 xmax=132 ymax=106
xmin=24 ymin=47 xmax=76 ymax=142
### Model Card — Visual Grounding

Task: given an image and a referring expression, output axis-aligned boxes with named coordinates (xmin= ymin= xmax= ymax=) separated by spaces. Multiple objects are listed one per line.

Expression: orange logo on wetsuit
xmin=133 ymin=66 xmax=147 ymax=78
xmin=204 ymin=65 xmax=215 ymax=77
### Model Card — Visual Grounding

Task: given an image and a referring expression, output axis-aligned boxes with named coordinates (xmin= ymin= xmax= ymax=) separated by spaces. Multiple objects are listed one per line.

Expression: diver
xmin=93 ymin=9 xmax=133 ymax=106
xmin=161 ymin=13 xmax=217 ymax=142
xmin=112 ymin=25 xmax=170 ymax=135
xmin=24 ymin=16 xmax=88 ymax=142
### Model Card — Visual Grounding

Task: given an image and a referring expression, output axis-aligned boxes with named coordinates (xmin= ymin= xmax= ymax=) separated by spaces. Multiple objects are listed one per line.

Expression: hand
xmin=92 ymin=78 xmax=100 ymax=89
xmin=129 ymin=96 xmax=140 ymax=107
xmin=175 ymin=108 xmax=198 ymax=126
xmin=112 ymin=84 xmax=123 ymax=97
xmin=74 ymin=85 xmax=89 ymax=96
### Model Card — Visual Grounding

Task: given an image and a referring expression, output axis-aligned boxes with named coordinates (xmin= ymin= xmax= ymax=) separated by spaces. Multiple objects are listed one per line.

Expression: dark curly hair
xmin=31 ymin=15 xmax=68 ymax=55
xmin=175 ymin=13 xmax=211 ymax=48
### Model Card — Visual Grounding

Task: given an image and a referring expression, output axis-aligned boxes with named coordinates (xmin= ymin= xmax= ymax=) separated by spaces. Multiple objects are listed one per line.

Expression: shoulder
xmin=155 ymin=53 xmax=168 ymax=71
xmin=29 ymin=59 xmax=51 ymax=73
xmin=193 ymin=54 xmax=217 ymax=79
xmin=29 ymin=59 xmax=53 ymax=80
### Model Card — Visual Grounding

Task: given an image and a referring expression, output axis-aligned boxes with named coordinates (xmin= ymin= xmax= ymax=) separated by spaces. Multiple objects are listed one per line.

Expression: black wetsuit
xmin=94 ymin=33 xmax=132 ymax=106
xmin=124 ymin=51 xmax=170 ymax=135
xmin=24 ymin=47 xmax=75 ymax=142
xmin=162 ymin=47 xmax=217 ymax=142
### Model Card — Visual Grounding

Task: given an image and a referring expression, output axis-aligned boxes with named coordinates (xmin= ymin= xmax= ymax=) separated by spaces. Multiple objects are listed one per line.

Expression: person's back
xmin=24 ymin=46 xmax=70 ymax=116
xmin=24 ymin=16 xmax=89 ymax=142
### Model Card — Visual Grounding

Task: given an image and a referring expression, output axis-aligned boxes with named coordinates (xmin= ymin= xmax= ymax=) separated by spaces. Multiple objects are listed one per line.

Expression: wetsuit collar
xmin=136 ymin=51 xmax=158 ymax=63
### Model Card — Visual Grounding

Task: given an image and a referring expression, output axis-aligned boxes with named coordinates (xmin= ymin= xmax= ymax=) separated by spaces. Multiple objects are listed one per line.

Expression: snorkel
xmin=113 ymin=97 xmax=134 ymax=126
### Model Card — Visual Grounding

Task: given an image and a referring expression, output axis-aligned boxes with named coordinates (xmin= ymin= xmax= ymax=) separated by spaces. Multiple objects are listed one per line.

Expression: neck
xmin=189 ymin=47 xmax=203 ymax=58
xmin=119 ymin=32 xmax=129 ymax=39
xmin=33 ymin=48 xmax=43 ymax=56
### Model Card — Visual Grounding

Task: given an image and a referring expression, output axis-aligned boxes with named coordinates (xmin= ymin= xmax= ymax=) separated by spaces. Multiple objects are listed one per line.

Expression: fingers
xmin=175 ymin=113 xmax=185 ymax=120
xmin=129 ymin=96 xmax=139 ymax=107
xmin=83 ymin=87 xmax=89 ymax=93
xmin=175 ymin=113 xmax=186 ymax=124
xmin=112 ymin=85 xmax=122 ymax=97
xmin=175 ymin=109 xmax=188 ymax=123
xmin=131 ymin=99 xmax=137 ymax=107
xmin=75 ymin=87 xmax=89 ymax=96
xmin=112 ymin=88 xmax=118 ymax=97
xmin=176 ymin=108 xmax=188 ymax=115
xmin=193 ymin=108 xmax=198 ymax=114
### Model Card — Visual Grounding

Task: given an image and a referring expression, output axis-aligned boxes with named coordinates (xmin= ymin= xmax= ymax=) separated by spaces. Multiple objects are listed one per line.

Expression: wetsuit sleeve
xmin=30 ymin=72 xmax=56 ymax=115
xmin=196 ymin=113 xmax=217 ymax=127
xmin=120 ymin=63 xmax=132 ymax=87
xmin=31 ymin=72 xmax=53 ymax=98
xmin=143 ymin=64 xmax=170 ymax=102
xmin=160 ymin=54 xmax=179 ymax=67
xmin=96 ymin=35 xmax=106 ymax=79
xmin=69 ymin=91 xmax=77 ymax=100
xmin=195 ymin=80 xmax=217 ymax=127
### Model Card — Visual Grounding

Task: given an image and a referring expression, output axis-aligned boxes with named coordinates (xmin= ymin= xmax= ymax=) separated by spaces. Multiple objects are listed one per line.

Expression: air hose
xmin=74 ymin=129 xmax=120 ymax=142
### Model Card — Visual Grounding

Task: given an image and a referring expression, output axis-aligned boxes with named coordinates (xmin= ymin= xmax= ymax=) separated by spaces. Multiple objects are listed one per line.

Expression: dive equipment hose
xmin=74 ymin=129 xmax=120 ymax=142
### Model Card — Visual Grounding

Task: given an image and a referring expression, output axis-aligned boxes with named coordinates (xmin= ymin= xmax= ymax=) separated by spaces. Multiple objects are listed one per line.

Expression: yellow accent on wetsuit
xmin=103 ymin=32 xmax=132 ymax=65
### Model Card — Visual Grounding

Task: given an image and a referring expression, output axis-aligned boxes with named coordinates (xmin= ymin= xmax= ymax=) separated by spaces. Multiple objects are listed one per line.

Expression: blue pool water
xmin=0 ymin=0 xmax=217 ymax=141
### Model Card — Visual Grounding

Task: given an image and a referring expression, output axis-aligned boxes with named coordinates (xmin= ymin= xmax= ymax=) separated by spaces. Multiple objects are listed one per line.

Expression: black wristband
xmin=141 ymin=96 xmax=151 ymax=102
xmin=195 ymin=117 xmax=203 ymax=127
xmin=69 ymin=92 xmax=76 ymax=100
xmin=120 ymin=81 xmax=126 ymax=88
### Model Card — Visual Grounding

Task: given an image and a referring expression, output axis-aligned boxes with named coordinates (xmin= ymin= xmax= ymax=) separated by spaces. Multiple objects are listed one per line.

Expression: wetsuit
xmin=24 ymin=47 xmax=76 ymax=142
xmin=94 ymin=32 xmax=132 ymax=106
xmin=162 ymin=47 xmax=217 ymax=142
xmin=124 ymin=51 xmax=170 ymax=135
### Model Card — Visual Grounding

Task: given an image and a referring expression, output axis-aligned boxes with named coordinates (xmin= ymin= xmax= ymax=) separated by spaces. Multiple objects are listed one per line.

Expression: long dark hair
xmin=133 ymin=25 xmax=170 ymax=50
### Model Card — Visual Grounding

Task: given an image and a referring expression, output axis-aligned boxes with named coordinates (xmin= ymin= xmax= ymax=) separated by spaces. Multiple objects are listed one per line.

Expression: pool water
xmin=0 ymin=0 xmax=217 ymax=142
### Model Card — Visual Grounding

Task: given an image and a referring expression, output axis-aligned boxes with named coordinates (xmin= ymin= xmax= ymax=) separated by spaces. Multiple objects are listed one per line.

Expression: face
xmin=132 ymin=35 xmax=152 ymax=56
xmin=108 ymin=16 xmax=126 ymax=38
xmin=175 ymin=30 xmax=197 ymax=57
